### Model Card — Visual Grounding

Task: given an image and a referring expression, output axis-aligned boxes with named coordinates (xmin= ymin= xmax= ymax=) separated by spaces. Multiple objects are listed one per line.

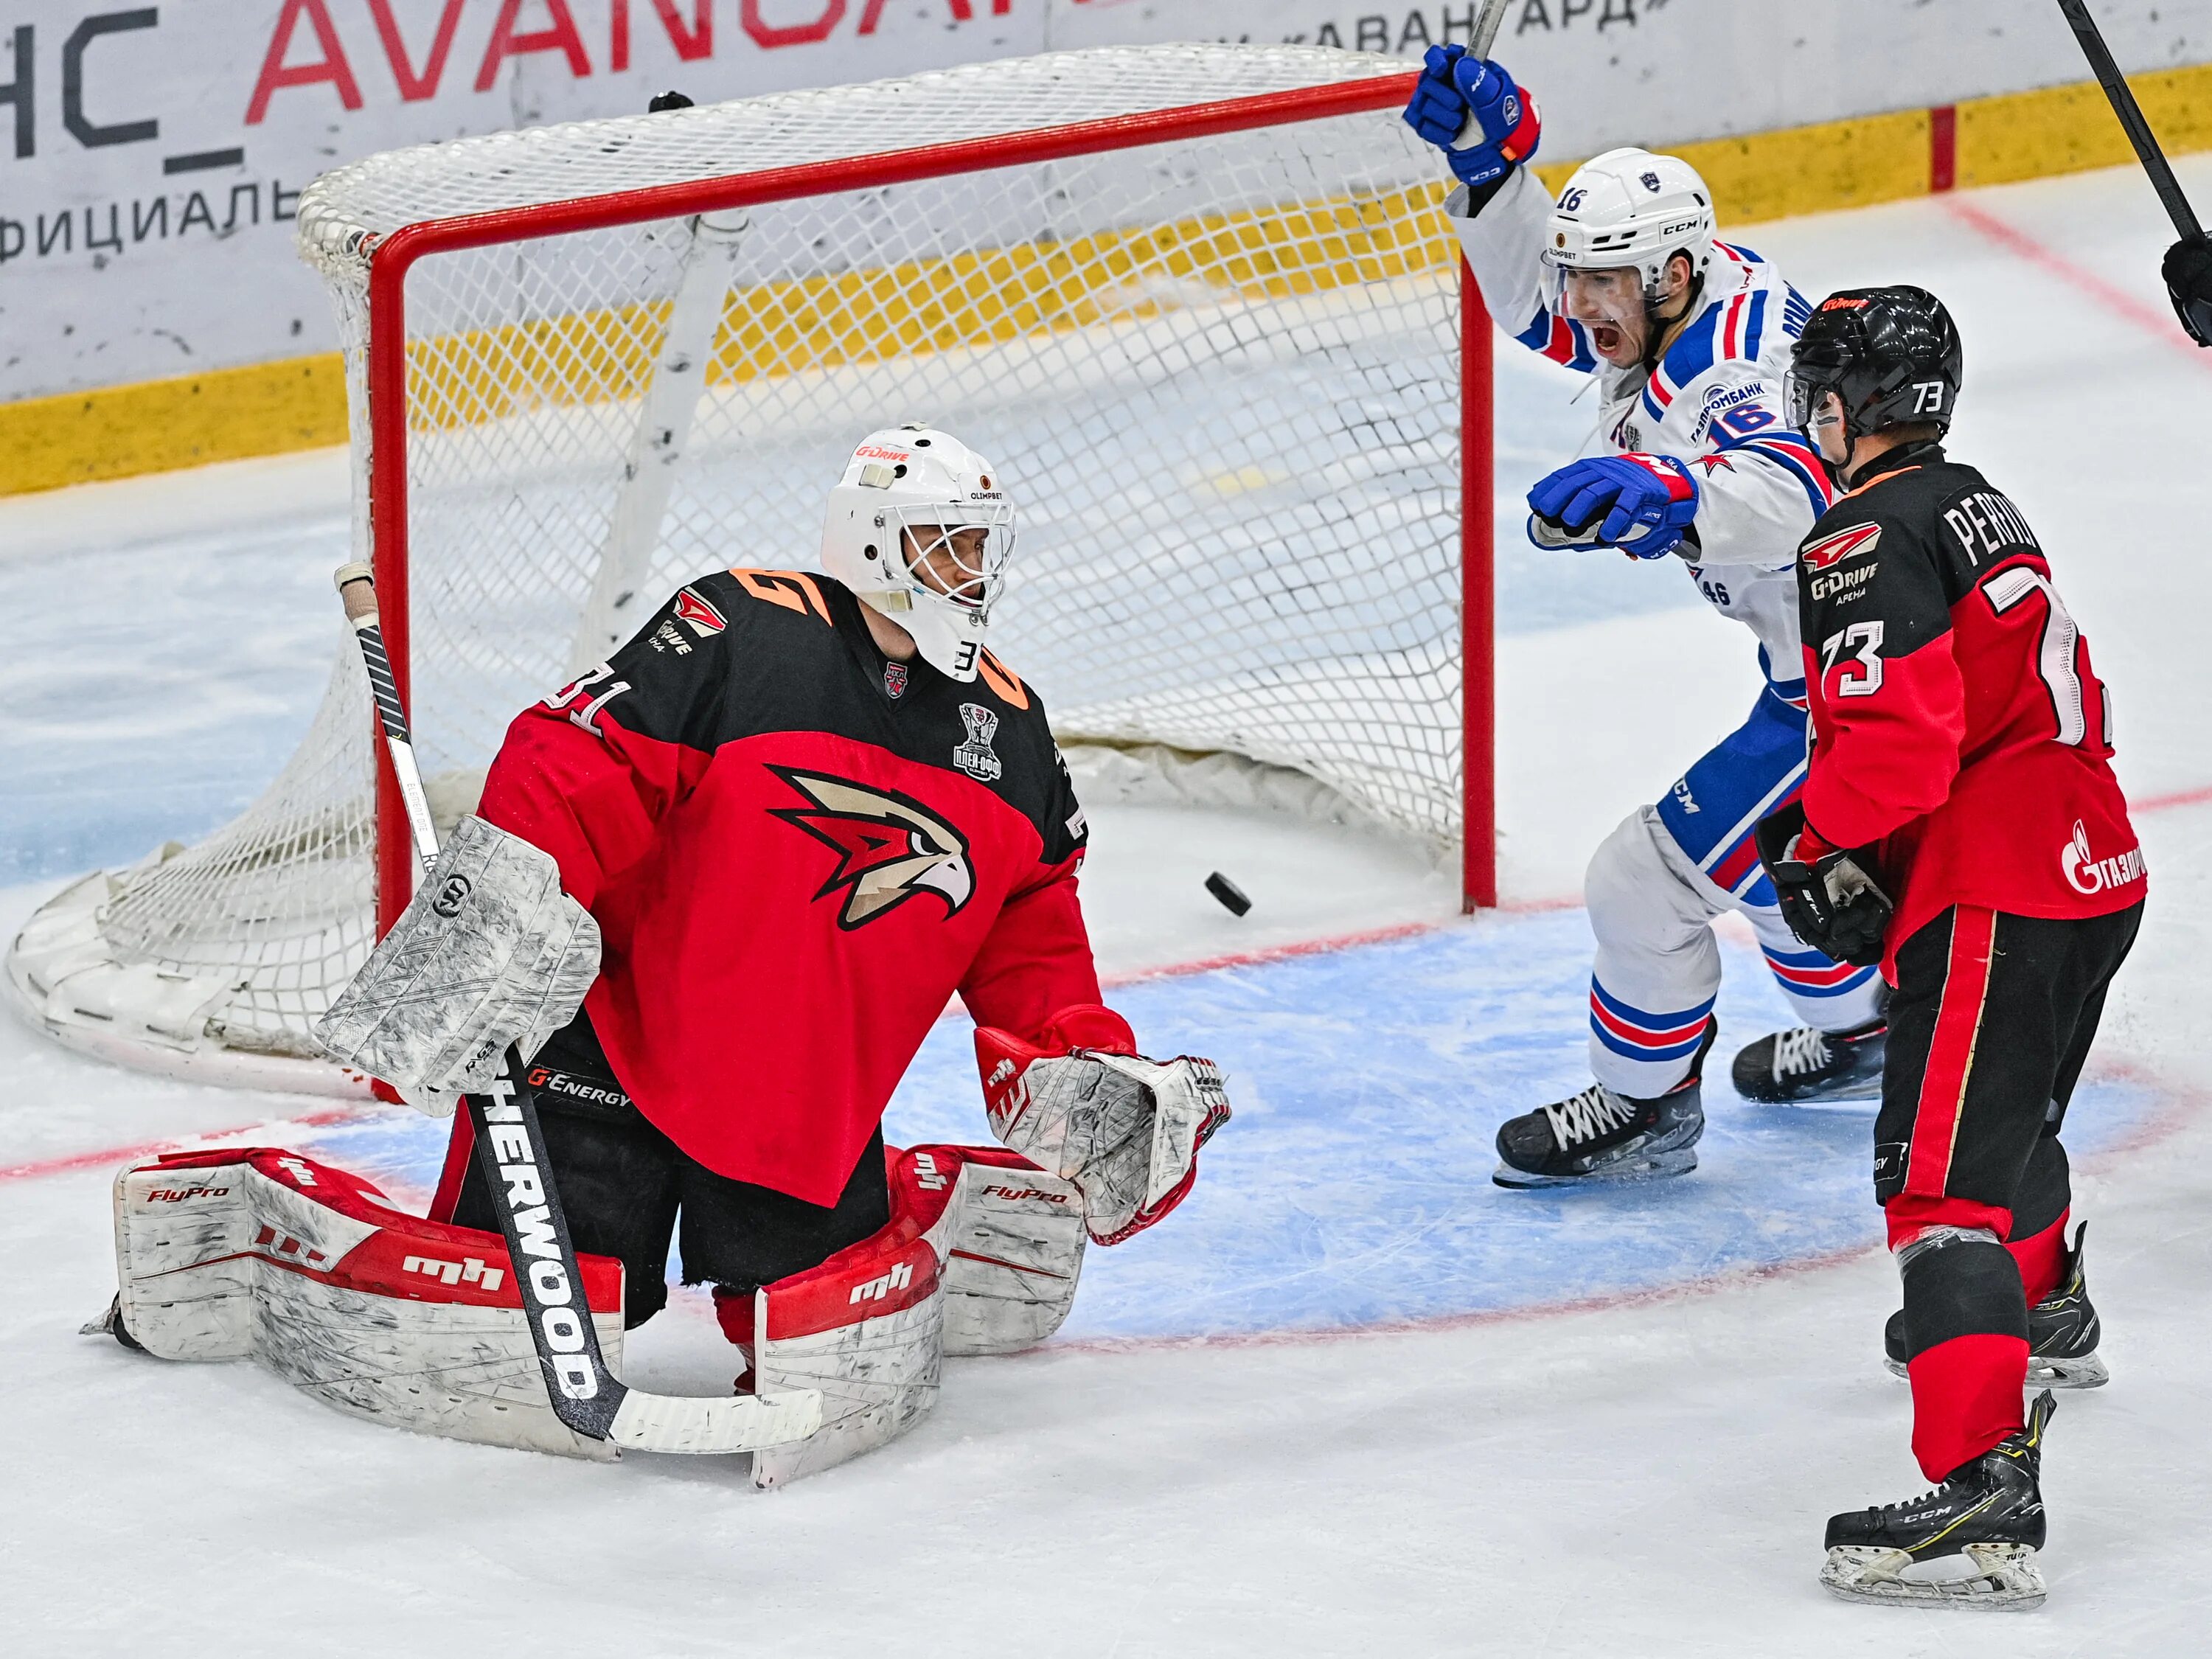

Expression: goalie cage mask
xmin=820 ymin=425 xmax=1016 ymax=683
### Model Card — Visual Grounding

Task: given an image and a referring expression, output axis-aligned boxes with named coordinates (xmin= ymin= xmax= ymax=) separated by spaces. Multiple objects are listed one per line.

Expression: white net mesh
xmin=21 ymin=45 xmax=1468 ymax=1079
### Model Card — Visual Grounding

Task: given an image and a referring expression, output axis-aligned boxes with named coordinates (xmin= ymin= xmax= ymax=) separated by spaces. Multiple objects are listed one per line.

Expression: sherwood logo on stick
xmin=477 ymin=1077 xmax=600 ymax=1402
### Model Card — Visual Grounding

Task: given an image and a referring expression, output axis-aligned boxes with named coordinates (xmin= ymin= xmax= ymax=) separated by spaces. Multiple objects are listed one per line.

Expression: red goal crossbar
xmin=361 ymin=70 xmax=1496 ymax=933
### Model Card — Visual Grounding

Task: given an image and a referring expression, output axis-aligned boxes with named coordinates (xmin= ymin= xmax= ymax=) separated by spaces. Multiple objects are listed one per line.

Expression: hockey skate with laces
xmin=1492 ymin=1023 xmax=1714 ymax=1188
xmin=1731 ymin=1015 xmax=1886 ymax=1104
xmin=1883 ymin=1222 xmax=2107 ymax=1388
xmin=1820 ymin=1391 xmax=2054 ymax=1610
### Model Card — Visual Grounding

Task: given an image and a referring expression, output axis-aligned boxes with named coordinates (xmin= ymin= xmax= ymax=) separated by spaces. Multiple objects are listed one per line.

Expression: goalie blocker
xmin=95 ymin=1139 xmax=1092 ymax=1481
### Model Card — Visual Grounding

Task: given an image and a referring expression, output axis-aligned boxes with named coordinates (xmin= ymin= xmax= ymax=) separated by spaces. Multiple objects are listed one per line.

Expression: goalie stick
xmin=2053 ymin=0 xmax=2203 ymax=240
xmin=333 ymin=562 xmax=821 ymax=1456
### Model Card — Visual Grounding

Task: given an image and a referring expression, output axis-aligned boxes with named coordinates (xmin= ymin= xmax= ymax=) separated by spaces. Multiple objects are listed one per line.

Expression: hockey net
xmin=4 ymin=44 xmax=1489 ymax=1094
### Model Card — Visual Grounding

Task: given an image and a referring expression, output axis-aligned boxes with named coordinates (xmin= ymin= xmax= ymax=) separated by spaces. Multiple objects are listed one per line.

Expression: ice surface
xmin=4 ymin=156 xmax=2212 ymax=1654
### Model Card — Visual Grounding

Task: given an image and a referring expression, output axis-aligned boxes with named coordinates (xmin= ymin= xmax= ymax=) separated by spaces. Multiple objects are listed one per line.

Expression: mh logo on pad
xmin=849 ymin=1260 xmax=914 ymax=1305
xmin=403 ymin=1254 xmax=507 ymax=1293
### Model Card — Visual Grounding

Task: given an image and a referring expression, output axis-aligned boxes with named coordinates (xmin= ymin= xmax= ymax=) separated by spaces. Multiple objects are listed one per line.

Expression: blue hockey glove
xmin=1401 ymin=45 xmax=1541 ymax=189
xmin=1526 ymin=454 xmax=1701 ymax=559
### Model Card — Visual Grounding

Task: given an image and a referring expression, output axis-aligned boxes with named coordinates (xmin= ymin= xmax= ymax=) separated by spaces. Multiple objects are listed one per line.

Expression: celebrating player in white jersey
xmin=1404 ymin=46 xmax=1889 ymax=1186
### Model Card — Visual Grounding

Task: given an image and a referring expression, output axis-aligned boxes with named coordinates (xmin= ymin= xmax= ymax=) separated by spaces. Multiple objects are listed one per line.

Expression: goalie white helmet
xmin=1542 ymin=146 xmax=1716 ymax=299
xmin=821 ymin=425 xmax=1015 ymax=683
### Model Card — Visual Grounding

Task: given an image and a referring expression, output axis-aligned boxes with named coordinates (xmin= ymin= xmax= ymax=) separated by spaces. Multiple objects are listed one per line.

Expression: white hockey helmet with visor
xmin=1540 ymin=147 xmax=1717 ymax=333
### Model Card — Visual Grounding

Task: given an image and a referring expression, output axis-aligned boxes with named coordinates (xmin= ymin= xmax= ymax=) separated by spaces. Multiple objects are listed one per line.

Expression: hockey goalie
xmin=100 ymin=427 xmax=1229 ymax=1484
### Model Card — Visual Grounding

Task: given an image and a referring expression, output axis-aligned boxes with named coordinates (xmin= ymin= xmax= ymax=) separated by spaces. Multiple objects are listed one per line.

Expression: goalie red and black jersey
xmin=1794 ymin=446 xmax=2143 ymax=972
xmin=475 ymin=566 xmax=1101 ymax=1206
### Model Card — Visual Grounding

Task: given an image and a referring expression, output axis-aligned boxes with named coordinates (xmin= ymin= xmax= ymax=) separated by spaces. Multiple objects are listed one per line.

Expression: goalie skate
xmin=1820 ymin=1392 xmax=2053 ymax=1612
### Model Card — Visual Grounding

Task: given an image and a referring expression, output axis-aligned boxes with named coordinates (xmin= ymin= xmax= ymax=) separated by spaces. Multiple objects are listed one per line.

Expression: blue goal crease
xmin=292 ymin=909 xmax=2160 ymax=1343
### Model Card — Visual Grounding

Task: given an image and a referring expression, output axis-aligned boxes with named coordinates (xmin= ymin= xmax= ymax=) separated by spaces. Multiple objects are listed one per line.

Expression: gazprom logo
xmin=2060 ymin=821 xmax=2144 ymax=897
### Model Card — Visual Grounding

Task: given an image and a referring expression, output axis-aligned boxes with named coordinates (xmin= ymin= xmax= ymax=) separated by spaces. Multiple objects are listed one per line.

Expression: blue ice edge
xmin=292 ymin=908 xmax=2158 ymax=1343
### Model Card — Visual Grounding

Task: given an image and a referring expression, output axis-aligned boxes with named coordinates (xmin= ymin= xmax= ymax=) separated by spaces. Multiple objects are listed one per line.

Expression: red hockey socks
xmin=1906 ymin=1332 xmax=2030 ymax=1481
xmin=1895 ymin=1219 xmax=2031 ymax=1481
xmin=2006 ymin=1208 xmax=2070 ymax=1310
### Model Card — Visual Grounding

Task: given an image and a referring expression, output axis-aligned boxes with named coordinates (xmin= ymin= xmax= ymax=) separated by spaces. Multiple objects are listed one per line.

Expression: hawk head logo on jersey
xmin=768 ymin=767 xmax=974 ymax=929
xmin=1801 ymin=523 xmax=1882 ymax=573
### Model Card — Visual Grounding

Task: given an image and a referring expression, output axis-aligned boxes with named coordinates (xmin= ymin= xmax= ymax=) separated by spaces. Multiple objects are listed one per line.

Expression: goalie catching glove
xmin=975 ymin=1005 xmax=1231 ymax=1246
xmin=313 ymin=815 xmax=599 ymax=1112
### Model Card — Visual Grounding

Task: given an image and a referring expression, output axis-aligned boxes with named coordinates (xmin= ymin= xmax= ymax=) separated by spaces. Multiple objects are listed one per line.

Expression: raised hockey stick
xmin=333 ymin=562 xmax=821 ymax=1456
xmin=1472 ymin=0 xmax=1510 ymax=58
xmin=2053 ymin=0 xmax=2204 ymax=239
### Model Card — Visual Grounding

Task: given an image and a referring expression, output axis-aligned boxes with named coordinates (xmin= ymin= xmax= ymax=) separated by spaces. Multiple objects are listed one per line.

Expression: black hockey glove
xmin=1753 ymin=801 xmax=1893 ymax=970
xmin=2165 ymin=234 xmax=2212 ymax=347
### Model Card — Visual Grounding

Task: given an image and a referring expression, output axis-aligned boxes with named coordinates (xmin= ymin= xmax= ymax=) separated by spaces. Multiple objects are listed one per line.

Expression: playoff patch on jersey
xmin=768 ymin=766 xmax=974 ymax=929
xmin=1801 ymin=523 xmax=1882 ymax=572
xmin=954 ymin=703 xmax=1002 ymax=782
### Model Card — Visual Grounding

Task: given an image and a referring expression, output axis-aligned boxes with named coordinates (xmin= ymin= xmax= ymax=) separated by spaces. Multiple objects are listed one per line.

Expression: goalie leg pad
xmin=107 ymin=1147 xmax=625 ymax=1459
xmin=707 ymin=1144 xmax=1090 ymax=1486
xmin=908 ymin=1145 xmax=1087 ymax=1357
xmin=716 ymin=1216 xmax=945 ymax=1490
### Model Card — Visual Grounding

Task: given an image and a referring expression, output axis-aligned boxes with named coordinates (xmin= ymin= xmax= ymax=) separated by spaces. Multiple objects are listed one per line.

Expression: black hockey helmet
xmin=1784 ymin=285 xmax=1963 ymax=440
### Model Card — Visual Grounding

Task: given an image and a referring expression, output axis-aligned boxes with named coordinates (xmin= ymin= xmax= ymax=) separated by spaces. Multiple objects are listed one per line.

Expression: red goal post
xmin=5 ymin=46 xmax=1502 ymax=1099
xmin=350 ymin=57 xmax=1497 ymax=936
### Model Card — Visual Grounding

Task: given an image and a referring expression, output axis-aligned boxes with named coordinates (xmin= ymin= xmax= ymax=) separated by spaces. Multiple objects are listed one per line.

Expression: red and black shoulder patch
xmin=1801 ymin=522 xmax=1882 ymax=573
xmin=674 ymin=587 xmax=726 ymax=636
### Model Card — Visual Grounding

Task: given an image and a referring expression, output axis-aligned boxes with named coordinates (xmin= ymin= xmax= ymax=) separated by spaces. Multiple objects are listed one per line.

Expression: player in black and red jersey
xmin=1753 ymin=289 xmax=2144 ymax=1608
xmin=315 ymin=425 xmax=1227 ymax=1474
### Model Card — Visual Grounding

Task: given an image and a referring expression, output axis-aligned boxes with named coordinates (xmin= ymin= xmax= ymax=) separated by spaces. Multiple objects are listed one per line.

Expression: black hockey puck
xmin=1205 ymin=872 xmax=1251 ymax=917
